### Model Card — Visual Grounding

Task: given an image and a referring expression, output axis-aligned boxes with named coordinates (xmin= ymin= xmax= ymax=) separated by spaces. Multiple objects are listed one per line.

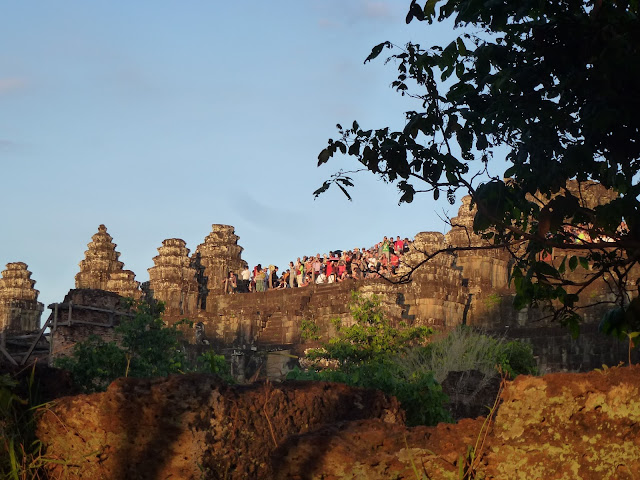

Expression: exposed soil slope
xmin=37 ymin=366 xmax=640 ymax=479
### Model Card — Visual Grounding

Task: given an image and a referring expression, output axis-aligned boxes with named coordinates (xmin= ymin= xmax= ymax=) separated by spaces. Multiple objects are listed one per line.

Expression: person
xmin=289 ymin=261 xmax=296 ymax=288
xmin=255 ymin=265 xmax=266 ymax=292
xmin=270 ymin=266 xmax=279 ymax=289
xmin=223 ymin=271 xmax=237 ymax=294
xmin=299 ymin=272 xmax=312 ymax=287
xmin=240 ymin=265 xmax=251 ymax=292
xmin=381 ymin=236 xmax=391 ymax=263
xmin=315 ymin=268 xmax=327 ymax=284
xmin=295 ymin=258 xmax=304 ymax=287
xmin=283 ymin=269 xmax=291 ymax=287
xmin=394 ymin=236 xmax=404 ymax=256
xmin=313 ymin=255 xmax=322 ymax=282
xmin=390 ymin=253 xmax=400 ymax=274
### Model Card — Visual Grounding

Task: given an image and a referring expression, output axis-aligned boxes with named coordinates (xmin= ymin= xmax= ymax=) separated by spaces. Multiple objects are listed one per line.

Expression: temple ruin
xmin=75 ymin=224 xmax=141 ymax=299
xmin=0 ymin=262 xmax=44 ymax=333
xmin=1 ymin=184 xmax=637 ymax=372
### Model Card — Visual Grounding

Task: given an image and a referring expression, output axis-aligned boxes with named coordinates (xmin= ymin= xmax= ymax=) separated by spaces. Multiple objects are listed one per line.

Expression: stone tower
xmin=75 ymin=225 xmax=141 ymax=298
xmin=147 ymin=239 xmax=199 ymax=316
xmin=0 ymin=262 xmax=44 ymax=332
xmin=196 ymin=225 xmax=247 ymax=295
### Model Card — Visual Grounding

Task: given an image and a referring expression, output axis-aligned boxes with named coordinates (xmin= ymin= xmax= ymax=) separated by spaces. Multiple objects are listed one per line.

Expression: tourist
xmin=255 ymin=265 xmax=266 ymax=292
xmin=288 ymin=261 xmax=296 ymax=288
xmin=381 ymin=236 xmax=391 ymax=263
xmin=315 ymin=268 xmax=327 ymax=284
xmin=295 ymin=258 xmax=304 ymax=287
xmin=240 ymin=265 xmax=251 ymax=292
xmin=222 ymin=271 xmax=237 ymax=294
xmin=313 ymin=255 xmax=322 ymax=281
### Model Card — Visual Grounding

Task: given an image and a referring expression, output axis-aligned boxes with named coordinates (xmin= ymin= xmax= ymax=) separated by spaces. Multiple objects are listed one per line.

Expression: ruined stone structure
xmin=0 ymin=262 xmax=44 ymax=332
xmin=75 ymin=225 xmax=141 ymax=299
xmin=0 ymin=181 xmax=629 ymax=372
xmin=147 ymin=239 xmax=199 ymax=316
xmin=196 ymin=224 xmax=247 ymax=295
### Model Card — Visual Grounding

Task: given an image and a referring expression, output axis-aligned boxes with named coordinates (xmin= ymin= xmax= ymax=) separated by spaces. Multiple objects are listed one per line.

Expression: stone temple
xmin=1 ymin=183 xmax=638 ymax=372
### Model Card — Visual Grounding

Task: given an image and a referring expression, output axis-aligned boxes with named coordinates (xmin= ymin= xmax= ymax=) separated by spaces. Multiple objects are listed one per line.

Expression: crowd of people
xmin=222 ymin=236 xmax=413 ymax=294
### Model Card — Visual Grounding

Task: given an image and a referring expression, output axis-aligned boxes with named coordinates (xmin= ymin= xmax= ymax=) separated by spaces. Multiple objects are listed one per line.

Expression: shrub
xmin=289 ymin=292 xmax=450 ymax=426
xmin=396 ymin=326 xmax=538 ymax=384
xmin=306 ymin=292 xmax=432 ymax=367
xmin=288 ymin=360 xmax=450 ymax=426
xmin=56 ymin=300 xmax=231 ymax=392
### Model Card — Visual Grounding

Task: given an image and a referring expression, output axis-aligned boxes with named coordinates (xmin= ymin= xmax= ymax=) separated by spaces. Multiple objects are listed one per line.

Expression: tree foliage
xmin=289 ymin=292 xmax=449 ymax=426
xmin=317 ymin=0 xmax=640 ymax=332
xmin=56 ymin=301 xmax=231 ymax=392
xmin=306 ymin=291 xmax=433 ymax=366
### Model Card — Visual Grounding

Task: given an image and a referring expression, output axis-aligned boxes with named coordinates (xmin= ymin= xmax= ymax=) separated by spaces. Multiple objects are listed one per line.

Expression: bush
xmin=396 ymin=326 xmax=538 ymax=384
xmin=290 ymin=292 xmax=450 ymax=426
xmin=288 ymin=360 xmax=450 ymax=426
xmin=305 ymin=292 xmax=432 ymax=366
xmin=0 ymin=368 xmax=51 ymax=479
xmin=56 ymin=300 xmax=232 ymax=392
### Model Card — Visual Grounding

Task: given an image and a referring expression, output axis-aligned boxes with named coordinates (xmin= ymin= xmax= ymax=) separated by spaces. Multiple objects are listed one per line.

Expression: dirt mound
xmin=274 ymin=365 xmax=640 ymax=479
xmin=37 ymin=366 xmax=640 ymax=479
xmin=36 ymin=374 xmax=402 ymax=479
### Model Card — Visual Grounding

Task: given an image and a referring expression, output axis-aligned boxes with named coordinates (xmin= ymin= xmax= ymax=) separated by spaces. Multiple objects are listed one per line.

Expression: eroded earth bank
xmin=37 ymin=366 xmax=640 ymax=479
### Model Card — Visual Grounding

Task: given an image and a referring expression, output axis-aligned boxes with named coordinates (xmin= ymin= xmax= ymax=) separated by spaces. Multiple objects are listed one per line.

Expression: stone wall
xmin=48 ymin=289 xmax=130 ymax=360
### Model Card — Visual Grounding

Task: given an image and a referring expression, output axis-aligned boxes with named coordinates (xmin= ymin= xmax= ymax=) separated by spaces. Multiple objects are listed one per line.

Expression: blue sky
xmin=1 ymin=1 xmax=466 ymax=311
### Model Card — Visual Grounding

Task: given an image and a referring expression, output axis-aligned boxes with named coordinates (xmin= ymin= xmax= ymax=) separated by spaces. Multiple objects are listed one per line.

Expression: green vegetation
xmin=56 ymin=300 xmax=231 ymax=392
xmin=398 ymin=326 xmax=537 ymax=384
xmin=0 ymin=368 xmax=53 ymax=480
xmin=291 ymin=299 xmax=537 ymax=426
xmin=316 ymin=0 xmax=640 ymax=333
xmin=300 ymin=318 xmax=321 ymax=341
xmin=289 ymin=292 xmax=450 ymax=426
xmin=305 ymin=292 xmax=432 ymax=365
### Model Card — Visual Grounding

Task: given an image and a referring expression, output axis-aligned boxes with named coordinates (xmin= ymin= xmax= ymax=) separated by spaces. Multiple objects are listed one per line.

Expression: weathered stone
xmin=274 ymin=366 xmax=640 ymax=479
xmin=147 ymin=238 xmax=199 ymax=316
xmin=36 ymin=367 xmax=640 ymax=479
xmin=196 ymin=224 xmax=247 ymax=297
xmin=0 ymin=262 xmax=44 ymax=332
xmin=75 ymin=225 xmax=141 ymax=299
xmin=36 ymin=375 xmax=403 ymax=480
xmin=48 ymin=289 xmax=129 ymax=360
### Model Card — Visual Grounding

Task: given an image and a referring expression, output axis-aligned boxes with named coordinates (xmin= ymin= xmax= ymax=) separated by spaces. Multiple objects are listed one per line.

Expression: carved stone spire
xmin=147 ymin=239 xmax=199 ymax=316
xmin=76 ymin=225 xmax=123 ymax=290
xmin=75 ymin=225 xmax=141 ymax=298
xmin=0 ymin=262 xmax=44 ymax=332
xmin=196 ymin=225 xmax=247 ymax=296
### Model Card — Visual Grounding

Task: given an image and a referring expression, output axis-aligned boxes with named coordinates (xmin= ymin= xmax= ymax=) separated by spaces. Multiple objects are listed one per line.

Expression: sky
xmin=1 ymin=1 xmax=467 ymax=312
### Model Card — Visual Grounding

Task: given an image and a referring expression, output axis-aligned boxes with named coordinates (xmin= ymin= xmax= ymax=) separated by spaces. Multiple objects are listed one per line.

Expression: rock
xmin=274 ymin=366 xmax=640 ymax=479
xmin=36 ymin=374 xmax=402 ymax=479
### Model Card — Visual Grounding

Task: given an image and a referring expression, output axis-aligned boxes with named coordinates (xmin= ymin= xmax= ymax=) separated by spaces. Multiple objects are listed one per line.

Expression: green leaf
xmin=579 ymin=257 xmax=589 ymax=270
xmin=569 ymin=256 xmax=578 ymax=271
xmin=337 ymin=183 xmax=353 ymax=200
xmin=365 ymin=41 xmax=391 ymax=64
xmin=423 ymin=0 xmax=439 ymax=20
xmin=558 ymin=256 xmax=567 ymax=274
xmin=456 ymin=37 xmax=467 ymax=55
xmin=318 ymin=148 xmax=332 ymax=166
